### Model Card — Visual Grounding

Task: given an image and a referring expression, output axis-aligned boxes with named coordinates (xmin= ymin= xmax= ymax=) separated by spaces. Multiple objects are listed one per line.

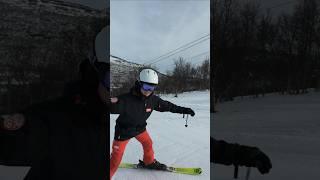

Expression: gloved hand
xmin=0 ymin=114 xmax=25 ymax=131
xmin=237 ymin=146 xmax=272 ymax=174
xmin=183 ymin=108 xmax=195 ymax=117
xmin=253 ymin=148 xmax=272 ymax=174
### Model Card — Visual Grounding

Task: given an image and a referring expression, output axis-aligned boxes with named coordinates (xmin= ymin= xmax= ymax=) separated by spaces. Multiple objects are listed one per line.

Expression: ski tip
xmin=168 ymin=167 xmax=202 ymax=175
xmin=195 ymin=168 xmax=202 ymax=174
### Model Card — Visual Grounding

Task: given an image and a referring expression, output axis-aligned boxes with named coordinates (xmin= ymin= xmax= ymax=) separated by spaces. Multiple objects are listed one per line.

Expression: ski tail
xmin=119 ymin=163 xmax=138 ymax=169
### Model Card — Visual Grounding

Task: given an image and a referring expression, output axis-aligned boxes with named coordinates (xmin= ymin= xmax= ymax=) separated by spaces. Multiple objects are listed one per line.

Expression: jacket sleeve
xmin=211 ymin=137 xmax=258 ymax=166
xmin=0 ymin=102 xmax=50 ymax=166
xmin=110 ymin=95 xmax=126 ymax=114
xmin=0 ymin=113 xmax=29 ymax=166
xmin=153 ymin=96 xmax=186 ymax=114
xmin=211 ymin=138 xmax=237 ymax=165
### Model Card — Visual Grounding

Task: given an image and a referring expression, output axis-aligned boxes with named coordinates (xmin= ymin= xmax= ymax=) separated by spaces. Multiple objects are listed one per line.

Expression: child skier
xmin=110 ymin=68 xmax=195 ymax=179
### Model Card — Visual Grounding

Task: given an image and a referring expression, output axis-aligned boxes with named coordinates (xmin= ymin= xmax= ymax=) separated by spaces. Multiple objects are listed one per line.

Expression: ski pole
xmin=245 ymin=167 xmax=251 ymax=180
xmin=185 ymin=114 xmax=189 ymax=127
xmin=234 ymin=165 xmax=238 ymax=179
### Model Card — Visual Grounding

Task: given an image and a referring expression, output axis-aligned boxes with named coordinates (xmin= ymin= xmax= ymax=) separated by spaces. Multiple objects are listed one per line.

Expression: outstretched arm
xmin=153 ymin=96 xmax=195 ymax=116
xmin=110 ymin=96 xmax=125 ymax=114
xmin=211 ymin=137 xmax=272 ymax=174
xmin=0 ymin=114 xmax=25 ymax=131
xmin=0 ymin=103 xmax=50 ymax=166
xmin=0 ymin=113 xmax=31 ymax=166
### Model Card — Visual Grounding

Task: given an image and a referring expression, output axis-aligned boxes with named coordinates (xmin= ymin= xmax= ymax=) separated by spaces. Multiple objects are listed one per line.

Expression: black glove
xmin=236 ymin=146 xmax=272 ymax=174
xmin=0 ymin=114 xmax=25 ymax=131
xmin=183 ymin=108 xmax=195 ymax=117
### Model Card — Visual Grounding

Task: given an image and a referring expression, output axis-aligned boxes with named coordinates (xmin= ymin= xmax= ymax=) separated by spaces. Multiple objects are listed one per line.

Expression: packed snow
xmin=211 ymin=91 xmax=320 ymax=179
xmin=110 ymin=91 xmax=210 ymax=180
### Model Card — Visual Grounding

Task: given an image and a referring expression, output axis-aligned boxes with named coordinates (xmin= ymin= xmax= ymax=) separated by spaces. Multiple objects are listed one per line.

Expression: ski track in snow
xmin=211 ymin=91 xmax=320 ymax=179
xmin=110 ymin=91 xmax=210 ymax=180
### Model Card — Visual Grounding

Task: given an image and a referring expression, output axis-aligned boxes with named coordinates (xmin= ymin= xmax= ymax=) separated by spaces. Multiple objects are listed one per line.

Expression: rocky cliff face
xmin=0 ymin=0 xmax=107 ymax=112
xmin=2 ymin=0 xmax=106 ymax=17
xmin=0 ymin=0 xmax=106 ymax=69
xmin=110 ymin=55 xmax=143 ymax=89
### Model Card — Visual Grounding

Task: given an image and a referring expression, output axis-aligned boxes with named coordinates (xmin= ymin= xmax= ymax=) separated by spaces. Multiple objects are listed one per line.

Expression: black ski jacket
xmin=111 ymin=81 xmax=189 ymax=140
xmin=211 ymin=137 xmax=272 ymax=174
xmin=0 ymin=81 xmax=108 ymax=180
xmin=211 ymin=138 xmax=259 ymax=165
xmin=211 ymin=138 xmax=240 ymax=165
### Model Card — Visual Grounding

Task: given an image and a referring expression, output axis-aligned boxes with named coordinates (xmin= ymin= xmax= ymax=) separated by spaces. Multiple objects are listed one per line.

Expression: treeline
xmin=158 ymin=57 xmax=210 ymax=94
xmin=112 ymin=57 xmax=210 ymax=96
xmin=212 ymin=0 xmax=320 ymax=103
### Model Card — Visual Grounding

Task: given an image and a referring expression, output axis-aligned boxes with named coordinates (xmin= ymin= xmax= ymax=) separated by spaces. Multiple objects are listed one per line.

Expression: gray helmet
xmin=89 ymin=26 xmax=110 ymax=90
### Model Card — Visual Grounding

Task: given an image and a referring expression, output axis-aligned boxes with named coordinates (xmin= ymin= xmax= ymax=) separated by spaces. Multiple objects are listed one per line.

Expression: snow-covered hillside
xmin=111 ymin=55 xmax=143 ymax=68
xmin=110 ymin=55 xmax=167 ymax=90
xmin=110 ymin=55 xmax=143 ymax=89
xmin=212 ymin=91 xmax=320 ymax=179
xmin=110 ymin=91 xmax=210 ymax=180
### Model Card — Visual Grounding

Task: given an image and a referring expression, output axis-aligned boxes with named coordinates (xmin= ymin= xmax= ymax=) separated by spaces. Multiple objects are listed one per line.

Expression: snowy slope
xmin=211 ymin=91 xmax=320 ymax=179
xmin=110 ymin=55 xmax=143 ymax=89
xmin=110 ymin=91 xmax=210 ymax=180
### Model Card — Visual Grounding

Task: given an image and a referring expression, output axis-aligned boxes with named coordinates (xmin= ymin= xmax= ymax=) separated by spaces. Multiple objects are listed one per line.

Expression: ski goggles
xmin=141 ymin=83 xmax=156 ymax=91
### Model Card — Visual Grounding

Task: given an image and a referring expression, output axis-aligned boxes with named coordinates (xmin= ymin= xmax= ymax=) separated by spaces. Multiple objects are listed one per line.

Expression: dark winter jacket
xmin=111 ymin=81 xmax=189 ymax=140
xmin=211 ymin=138 xmax=272 ymax=174
xmin=0 ymin=81 xmax=108 ymax=180
xmin=211 ymin=138 xmax=242 ymax=165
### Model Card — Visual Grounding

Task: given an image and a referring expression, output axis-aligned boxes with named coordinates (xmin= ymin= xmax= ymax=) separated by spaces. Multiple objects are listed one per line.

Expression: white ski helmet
xmin=139 ymin=69 xmax=159 ymax=85
xmin=88 ymin=25 xmax=110 ymax=89
xmin=95 ymin=26 xmax=109 ymax=63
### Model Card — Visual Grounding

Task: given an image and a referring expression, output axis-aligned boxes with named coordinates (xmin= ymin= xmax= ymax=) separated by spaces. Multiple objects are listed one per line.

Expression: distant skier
xmin=211 ymin=137 xmax=272 ymax=176
xmin=110 ymin=68 xmax=195 ymax=179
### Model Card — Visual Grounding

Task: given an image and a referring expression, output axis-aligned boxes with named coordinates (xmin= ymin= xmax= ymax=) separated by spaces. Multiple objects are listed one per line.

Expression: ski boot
xmin=138 ymin=159 xmax=167 ymax=170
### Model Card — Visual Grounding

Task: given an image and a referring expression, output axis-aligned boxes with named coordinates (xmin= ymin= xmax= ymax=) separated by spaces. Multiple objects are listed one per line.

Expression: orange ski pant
xmin=110 ymin=130 xmax=155 ymax=179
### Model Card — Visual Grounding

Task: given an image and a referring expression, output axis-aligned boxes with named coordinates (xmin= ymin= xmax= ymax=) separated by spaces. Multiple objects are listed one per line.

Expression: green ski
xmin=119 ymin=163 xmax=202 ymax=175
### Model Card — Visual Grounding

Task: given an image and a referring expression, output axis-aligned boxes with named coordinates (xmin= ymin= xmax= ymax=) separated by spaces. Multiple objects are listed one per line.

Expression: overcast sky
xmin=63 ymin=0 xmax=298 ymax=73
xmin=110 ymin=0 xmax=210 ymax=73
